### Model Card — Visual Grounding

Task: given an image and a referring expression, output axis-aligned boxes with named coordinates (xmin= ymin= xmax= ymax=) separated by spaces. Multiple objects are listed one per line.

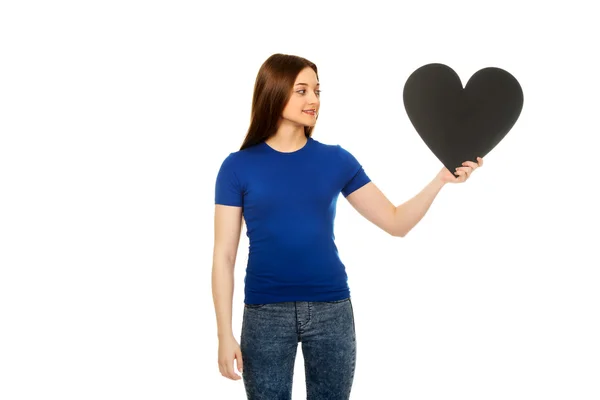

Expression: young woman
xmin=212 ymin=53 xmax=483 ymax=399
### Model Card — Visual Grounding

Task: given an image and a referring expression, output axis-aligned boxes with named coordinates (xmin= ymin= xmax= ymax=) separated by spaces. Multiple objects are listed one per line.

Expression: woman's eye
xmin=297 ymin=90 xmax=321 ymax=95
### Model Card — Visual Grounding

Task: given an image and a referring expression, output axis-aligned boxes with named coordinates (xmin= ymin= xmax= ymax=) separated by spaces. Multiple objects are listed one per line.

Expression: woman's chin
xmin=303 ymin=118 xmax=317 ymax=127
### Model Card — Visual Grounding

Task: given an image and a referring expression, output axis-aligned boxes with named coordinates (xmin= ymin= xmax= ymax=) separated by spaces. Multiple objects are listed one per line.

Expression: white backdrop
xmin=1 ymin=1 xmax=599 ymax=399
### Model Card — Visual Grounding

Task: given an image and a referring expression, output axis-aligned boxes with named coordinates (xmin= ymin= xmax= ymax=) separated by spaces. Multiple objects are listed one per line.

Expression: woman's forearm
xmin=393 ymin=175 xmax=446 ymax=237
xmin=212 ymin=256 xmax=236 ymax=339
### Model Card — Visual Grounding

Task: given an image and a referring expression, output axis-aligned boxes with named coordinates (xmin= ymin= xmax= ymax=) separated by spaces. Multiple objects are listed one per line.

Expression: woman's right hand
xmin=218 ymin=334 xmax=244 ymax=380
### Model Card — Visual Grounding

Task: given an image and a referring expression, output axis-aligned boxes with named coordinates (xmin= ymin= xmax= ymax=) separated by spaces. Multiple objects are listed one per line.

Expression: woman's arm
xmin=346 ymin=159 xmax=482 ymax=237
xmin=212 ymin=204 xmax=243 ymax=338
xmin=346 ymin=176 xmax=445 ymax=237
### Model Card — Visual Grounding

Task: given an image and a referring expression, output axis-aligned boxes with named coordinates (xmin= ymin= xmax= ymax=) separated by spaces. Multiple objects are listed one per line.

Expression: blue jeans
xmin=240 ymin=298 xmax=357 ymax=399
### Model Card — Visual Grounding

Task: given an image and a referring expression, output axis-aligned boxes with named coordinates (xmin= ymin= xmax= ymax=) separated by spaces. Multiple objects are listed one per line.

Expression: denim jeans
xmin=240 ymin=298 xmax=357 ymax=399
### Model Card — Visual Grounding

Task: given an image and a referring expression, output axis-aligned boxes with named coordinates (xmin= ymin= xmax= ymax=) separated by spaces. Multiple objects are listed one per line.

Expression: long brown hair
xmin=239 ymin=53 xmax=319 ymax=151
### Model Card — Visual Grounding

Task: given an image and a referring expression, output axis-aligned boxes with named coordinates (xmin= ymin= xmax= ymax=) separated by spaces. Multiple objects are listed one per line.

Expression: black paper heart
xmin=403 ymin=63 xmax=524 ymax=174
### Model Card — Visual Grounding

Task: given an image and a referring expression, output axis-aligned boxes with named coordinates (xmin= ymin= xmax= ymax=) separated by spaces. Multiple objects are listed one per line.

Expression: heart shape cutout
xmin=403 ymin=63 xmax=524 ymax=173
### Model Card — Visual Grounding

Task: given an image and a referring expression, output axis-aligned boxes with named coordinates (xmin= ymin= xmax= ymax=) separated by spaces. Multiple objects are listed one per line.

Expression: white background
xmin=1 ymin=1 xmax=599 ymax=399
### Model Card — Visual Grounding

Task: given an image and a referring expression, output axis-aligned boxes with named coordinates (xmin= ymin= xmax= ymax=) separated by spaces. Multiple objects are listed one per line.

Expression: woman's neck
xmin=266 ymin=126 xmax=307 ymax=152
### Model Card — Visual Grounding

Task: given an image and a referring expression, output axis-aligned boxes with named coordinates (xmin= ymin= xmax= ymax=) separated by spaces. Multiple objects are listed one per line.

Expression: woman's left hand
xmin=438 ymin=157 xmax=483 ymax=184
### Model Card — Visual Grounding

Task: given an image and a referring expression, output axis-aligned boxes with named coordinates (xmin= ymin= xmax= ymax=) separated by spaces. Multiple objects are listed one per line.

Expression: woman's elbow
xmin=388 ymin=226 xmax=407 ymax=238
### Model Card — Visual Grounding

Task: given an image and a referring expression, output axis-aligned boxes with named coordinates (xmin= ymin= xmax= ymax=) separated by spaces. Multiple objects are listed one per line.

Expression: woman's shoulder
xmin=217 ymin=141 xmax=264 ymax=170
xmin=311 ymin=137 xmax=355 ymax=160
xmin=311 ymin=137 xmax=346 ymax=154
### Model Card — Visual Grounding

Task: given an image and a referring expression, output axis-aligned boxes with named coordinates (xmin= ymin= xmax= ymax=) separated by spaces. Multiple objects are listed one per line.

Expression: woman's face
xmin=281 ymin=67 xmax=320 ymax=127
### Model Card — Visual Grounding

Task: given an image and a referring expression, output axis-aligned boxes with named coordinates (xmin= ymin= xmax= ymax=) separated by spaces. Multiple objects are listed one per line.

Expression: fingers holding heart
xmin=462 ymin=161 xmax=479 ymax=170
xmin=455 ymin=166 xmax=472 ymax=179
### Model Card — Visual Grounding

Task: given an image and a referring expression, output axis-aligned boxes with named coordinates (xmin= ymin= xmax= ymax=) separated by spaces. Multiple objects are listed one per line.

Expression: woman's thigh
xmin=300 ymin=298 xmax=357 ymax=400
xmin=240 ymin=302 xmax=299 ymax=400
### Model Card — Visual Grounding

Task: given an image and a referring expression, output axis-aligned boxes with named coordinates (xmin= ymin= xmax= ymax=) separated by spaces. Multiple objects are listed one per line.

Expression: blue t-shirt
xmin=214 ymin=136 xmax=371 ymax=304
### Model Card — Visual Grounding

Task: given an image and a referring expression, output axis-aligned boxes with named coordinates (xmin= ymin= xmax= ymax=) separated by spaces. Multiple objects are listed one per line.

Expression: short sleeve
xmin=215 ymin=153 xmax=243 ymax=207
xmin=338 ymin=145 xmax=371 ymax=197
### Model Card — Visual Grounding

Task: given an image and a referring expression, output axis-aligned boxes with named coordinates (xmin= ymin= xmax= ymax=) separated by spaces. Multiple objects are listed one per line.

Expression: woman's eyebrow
xmin=295 ymin=83 xmax=320 ymax=86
